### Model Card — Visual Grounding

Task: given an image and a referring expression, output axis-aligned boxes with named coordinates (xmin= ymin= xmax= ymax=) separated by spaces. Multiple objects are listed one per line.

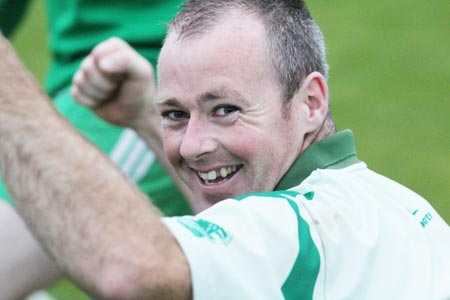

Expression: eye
xmin=160 ymin=110 xmax=190 ymax=128
xmin=161 ymin=110 xmax=189 ymax=121
xmin=214 ymin=105 xmax=239 ymax=117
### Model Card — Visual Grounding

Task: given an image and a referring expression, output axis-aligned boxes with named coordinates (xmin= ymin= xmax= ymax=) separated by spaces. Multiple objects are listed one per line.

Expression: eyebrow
xmin=156 ymin=88 xmax=249 ymax=107
xmin=154 ymin=97 xmax=181 ymax=107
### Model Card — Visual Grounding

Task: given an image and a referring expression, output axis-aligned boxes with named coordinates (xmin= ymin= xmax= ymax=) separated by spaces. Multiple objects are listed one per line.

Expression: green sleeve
xmin=0 ymin=0 xmax=32 ymax=36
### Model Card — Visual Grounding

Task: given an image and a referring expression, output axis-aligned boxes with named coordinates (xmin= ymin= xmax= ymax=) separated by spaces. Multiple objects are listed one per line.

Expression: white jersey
xmin=163 ymin=130 xmax=450 ymax=300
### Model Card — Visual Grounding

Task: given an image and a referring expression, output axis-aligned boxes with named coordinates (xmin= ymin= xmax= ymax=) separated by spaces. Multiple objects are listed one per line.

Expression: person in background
xmin=0 ymin=0 xmax=449 ymax=299
xmin=0 ymin=1 xmax=191 ymax=299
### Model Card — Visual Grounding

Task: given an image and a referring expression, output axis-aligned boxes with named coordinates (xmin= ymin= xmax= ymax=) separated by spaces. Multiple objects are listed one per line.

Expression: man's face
xmin=156 ymin=13 xmax=310 ymax=212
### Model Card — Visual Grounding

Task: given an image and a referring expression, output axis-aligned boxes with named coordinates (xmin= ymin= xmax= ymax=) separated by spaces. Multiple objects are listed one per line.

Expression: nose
xmin=179 ymin=117 xmax=218 ymax=161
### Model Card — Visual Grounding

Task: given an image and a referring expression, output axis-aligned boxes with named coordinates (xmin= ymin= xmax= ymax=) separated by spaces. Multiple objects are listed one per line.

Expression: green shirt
xmin=0 ymin=0 xmax=183 ymax=96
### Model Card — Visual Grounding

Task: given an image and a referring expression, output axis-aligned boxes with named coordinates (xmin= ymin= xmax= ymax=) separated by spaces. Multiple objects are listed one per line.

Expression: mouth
xmin=196 ymin=165 xmax=242 ymax=185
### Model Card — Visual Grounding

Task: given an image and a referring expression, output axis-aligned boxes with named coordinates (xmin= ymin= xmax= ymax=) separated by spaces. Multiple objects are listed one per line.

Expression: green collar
xmin=275 ymin=130 xmax=360 ymax=191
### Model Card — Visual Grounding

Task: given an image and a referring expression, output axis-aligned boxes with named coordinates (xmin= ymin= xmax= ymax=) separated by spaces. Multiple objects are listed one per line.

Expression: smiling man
xmin=155 ymin=10 xmax=331 ymax=210
xmin=1 ymin=0 xmax=449 ymax=299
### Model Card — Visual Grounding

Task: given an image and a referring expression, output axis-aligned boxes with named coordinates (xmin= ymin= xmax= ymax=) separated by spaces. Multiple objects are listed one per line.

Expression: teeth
xmin=207 ymin=171 xmax=217 ymax=180
xmin=220 ymin=167 xmax=228 ymax=178
xmin=198 ymin=165 xmax=239 ymax=182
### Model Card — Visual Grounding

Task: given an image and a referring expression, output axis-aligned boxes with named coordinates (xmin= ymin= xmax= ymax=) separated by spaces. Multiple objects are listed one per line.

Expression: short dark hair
xmin=169 ymin=0 xmax=328 ymax=104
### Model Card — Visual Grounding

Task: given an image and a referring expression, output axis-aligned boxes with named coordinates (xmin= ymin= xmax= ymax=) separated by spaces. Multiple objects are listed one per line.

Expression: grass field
xmin=7 ymin=0 xmax=449 ymax=298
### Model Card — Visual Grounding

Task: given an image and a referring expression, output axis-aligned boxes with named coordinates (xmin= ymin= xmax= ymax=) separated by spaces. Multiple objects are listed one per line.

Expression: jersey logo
xmin=407 ymin=208 xmax=434 ymax=228
xmin=177 ymin=216 xmax=233 ymax=245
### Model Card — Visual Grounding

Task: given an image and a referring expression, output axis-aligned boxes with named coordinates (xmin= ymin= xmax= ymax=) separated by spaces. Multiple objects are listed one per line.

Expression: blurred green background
xmin=8 ymin=0 xmax=450 ymax=298
xmin=11 ymin=0 xmax=448 ymax=220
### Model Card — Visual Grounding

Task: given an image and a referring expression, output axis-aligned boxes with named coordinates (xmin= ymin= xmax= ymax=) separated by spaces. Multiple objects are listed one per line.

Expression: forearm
xmin=0 ymin=35 xmax=190 ymax=299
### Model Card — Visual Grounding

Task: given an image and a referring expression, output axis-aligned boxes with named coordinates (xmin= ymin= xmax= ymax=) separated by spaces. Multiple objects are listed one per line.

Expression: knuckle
xmin=73 ymin=71 xmax=84 ymax=86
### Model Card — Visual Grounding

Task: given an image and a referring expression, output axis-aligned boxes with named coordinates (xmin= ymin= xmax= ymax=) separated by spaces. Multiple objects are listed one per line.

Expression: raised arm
xmin=0 ymin=34 xmax=191 ymax=300
xmin=71 ymin=37 xmax=196 ymax=208
xmin=71 ymin=37 xmax=162 ymax=157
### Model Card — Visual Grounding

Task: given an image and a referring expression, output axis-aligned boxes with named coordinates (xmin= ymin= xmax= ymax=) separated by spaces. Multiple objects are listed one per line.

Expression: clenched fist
xmin=71 ymin=37 xmax=158 ymax=130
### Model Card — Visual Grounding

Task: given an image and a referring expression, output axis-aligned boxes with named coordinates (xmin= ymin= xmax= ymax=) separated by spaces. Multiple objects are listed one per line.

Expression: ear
xmin=298 ymin=71 xmax=329 ymax=130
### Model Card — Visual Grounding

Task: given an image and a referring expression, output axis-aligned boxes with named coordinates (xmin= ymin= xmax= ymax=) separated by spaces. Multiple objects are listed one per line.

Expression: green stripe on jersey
xmin=235 ymin=191 xmax=321 ymax=298
xmin=234 ymin=190 xmax=301 ymax=201
xmin=281 ymin=199 xmax=320 ymax=299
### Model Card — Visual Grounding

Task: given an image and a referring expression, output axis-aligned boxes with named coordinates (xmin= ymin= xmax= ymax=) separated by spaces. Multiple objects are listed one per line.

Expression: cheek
xmin=224 ymin=127 xmax=261 ymax=156
xmin=228 ymin=129 xmax=277 ymax=169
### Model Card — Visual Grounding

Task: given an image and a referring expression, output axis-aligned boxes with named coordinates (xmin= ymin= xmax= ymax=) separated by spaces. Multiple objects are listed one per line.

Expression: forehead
xmin=164 ymin=9 xmax=267 ymax=59
xmin=157 ymin=11 xmax=276 ymax=103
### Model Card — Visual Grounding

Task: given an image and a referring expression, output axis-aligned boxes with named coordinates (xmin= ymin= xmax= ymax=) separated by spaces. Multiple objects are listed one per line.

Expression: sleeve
xmin=0 ymin=0 xmax=32 ymax=37
xmin=162 ymin=192 xmax=323 ymax=300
